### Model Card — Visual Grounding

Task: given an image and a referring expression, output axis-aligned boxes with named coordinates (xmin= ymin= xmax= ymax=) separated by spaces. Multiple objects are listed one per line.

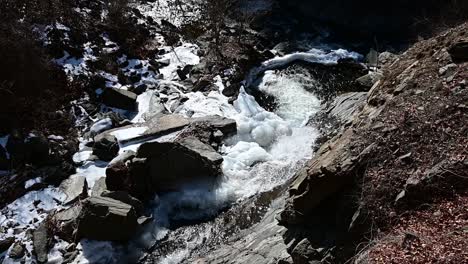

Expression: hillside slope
xmin=281 ymin=22 xmax=468 ymax=263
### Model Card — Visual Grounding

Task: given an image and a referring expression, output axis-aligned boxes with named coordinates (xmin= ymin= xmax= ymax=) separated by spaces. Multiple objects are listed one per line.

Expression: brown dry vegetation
xmin=355 ymin=22 xmax=468 ymax=263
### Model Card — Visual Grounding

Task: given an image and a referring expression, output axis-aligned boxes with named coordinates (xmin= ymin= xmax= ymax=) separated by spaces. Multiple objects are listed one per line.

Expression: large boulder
xmin=76 ymin=196 xmax=139 ymax=241
xmin=136 ymin=136 xmax=223 ymax=191
xmin=92 ymin=134 xmax=119 ymax=161
xmin=101 ymin=88 xmax=138 ymax=111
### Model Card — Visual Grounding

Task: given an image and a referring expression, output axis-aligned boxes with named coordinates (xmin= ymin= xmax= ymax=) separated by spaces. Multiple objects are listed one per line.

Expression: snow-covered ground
xmin=0 ymin=5 xmax=362 ymax=262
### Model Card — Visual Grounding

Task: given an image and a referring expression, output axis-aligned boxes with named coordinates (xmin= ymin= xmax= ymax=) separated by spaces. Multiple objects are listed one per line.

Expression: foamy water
xmin=0 ymin=36 xmax=359 ymax=263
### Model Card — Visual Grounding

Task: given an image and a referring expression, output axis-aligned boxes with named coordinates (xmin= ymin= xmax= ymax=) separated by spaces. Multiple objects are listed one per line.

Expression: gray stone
xmin=378 ymin=52 xmax=397 ymax=66
xmin=191 ymin=115 xmax=237 ymax=137
xmin=59 ymin=175 xmax=88 ymax=205
xmin=108 ymin=150 xmax=136 ymax=166
xmin=137 ymin=136 xmax=222 ymax=191
xmin=356 ymin=71 xmax=383 ymax=88
xmin=439 ymin=63 xmax=458 ymax=77
xmin=96 ymin=114 xmax=189 ymax=146
xmin=92 ymin=134 xmax=119 ymax=161
xmin=101 ymin=191 xmax=144 ymax=215
xmin=77 ymin=196 xmax=139 ymax=241
xmin=291 ymin=238 xmax=320 ymax=263
xmin=327 ymin=92 xmax=367 ymax=124
xmin=53 ymin=205 xmax=82 ymax=242
xmin=9 ymin=243 xmax=25 ymax=259
xmin=33 ymin=223 xmax=49 ymax=263
xmin=91 ymin=177 xmax=108 ymax=196
xmin=102 ymin=88 xmax=138 ymax=111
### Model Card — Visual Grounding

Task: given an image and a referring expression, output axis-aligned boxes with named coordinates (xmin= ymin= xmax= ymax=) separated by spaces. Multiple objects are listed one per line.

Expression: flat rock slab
xmin=96 ymin=114 xmax=190 ymax=145
xmin=59 ymin=175 xmax=88 ymax=205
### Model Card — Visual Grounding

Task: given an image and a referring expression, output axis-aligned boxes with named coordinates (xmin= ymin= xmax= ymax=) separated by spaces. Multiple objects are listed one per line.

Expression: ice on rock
xmin=90 ymin=118 xmax=113 ymax=134
xmin=158 ymin=43 xmax=200 ymax=79
xmin=222 ymin=142 xmax=271 ymax=171
xmin=24 ymin=177 xmax=42 ymax=189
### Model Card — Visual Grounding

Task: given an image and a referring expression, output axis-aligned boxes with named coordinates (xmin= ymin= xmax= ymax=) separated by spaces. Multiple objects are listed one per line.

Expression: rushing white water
xmin=0 ymin=32 xmax=360 ymax=263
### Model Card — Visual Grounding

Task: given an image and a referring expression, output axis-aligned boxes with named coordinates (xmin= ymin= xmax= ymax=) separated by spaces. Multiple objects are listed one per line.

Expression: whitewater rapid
xmin=0 ymin=31 xmax=360 ymax=262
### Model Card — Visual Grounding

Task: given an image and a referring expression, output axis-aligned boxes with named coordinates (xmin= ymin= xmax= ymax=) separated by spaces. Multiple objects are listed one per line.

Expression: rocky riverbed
xmin=0 ymin=1 xmax=467 ymax=264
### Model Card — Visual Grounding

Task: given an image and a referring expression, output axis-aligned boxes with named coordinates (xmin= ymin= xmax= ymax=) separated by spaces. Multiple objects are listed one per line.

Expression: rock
xmin=398 ymin=152 xmax=412 ymax=163
xmin=96 ymin=114 xmax=189 ymax=146
xmin=132 ymin=84 xmax=148 ymax=95
xmin=222 ymin=82 xmax=241 ymax=97
xmin=439 ymin=63 xmax=458 ymax=77
xmin=327 ymin=92 xmax=367 ymax=124
xmin=59 ymin=175 xmax=88 ymax=205
xmin=356 ymin=71 xmax=383 ymax=88
xmin=448 ymin=41 xmax=468 ymax=61
xmin=0 ymin=237 xmax=14 ymax=253
xmin=90 ymin=117 xmax=115 ymax=135
xmin=136 ymin=136 xmax=223 ymax=191
xmin=291 ymin=238 xmax=320 ymax=263
xmin=191 ymin=115 xmax=237 ymax=137
xmin=193 ymin=78 xmax=212 ymax=92
xmin=92 ymin=134 xmax=119 ymax=161
xmin=101 ymin=88 xmax=138 ymax=111
xmin=378 ymin=51 xmax=397 ymax=66
xmin=106 ymin=156 xmax=152 ymax=200
xmin=25 ymin=133 xmax=50 ymax=165
xmin=101 ymin=190 xmax=144 ymax=215
xmin=33 ymin=223 xmax=49 ymax=263
xmin=0 ymin=144 xmax=9 ymax=170
xmin=9 ymin=243 xmax=25 ymax=259
xmin=140 ymin=93 xmax=166 ymax=121
xmin=91 ymin=177 xmax=107 ymax=196
xmin=54 ymin=205 xmax=83 ymax=242
xmin=281 ymin=129 xmax=364 ymax=224
xmin=77 ymin=196 xmax=139 ymax=241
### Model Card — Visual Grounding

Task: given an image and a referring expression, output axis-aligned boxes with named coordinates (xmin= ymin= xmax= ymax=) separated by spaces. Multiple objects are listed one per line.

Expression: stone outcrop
xmin=136 ymin=136 xmax=223 ymax=191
